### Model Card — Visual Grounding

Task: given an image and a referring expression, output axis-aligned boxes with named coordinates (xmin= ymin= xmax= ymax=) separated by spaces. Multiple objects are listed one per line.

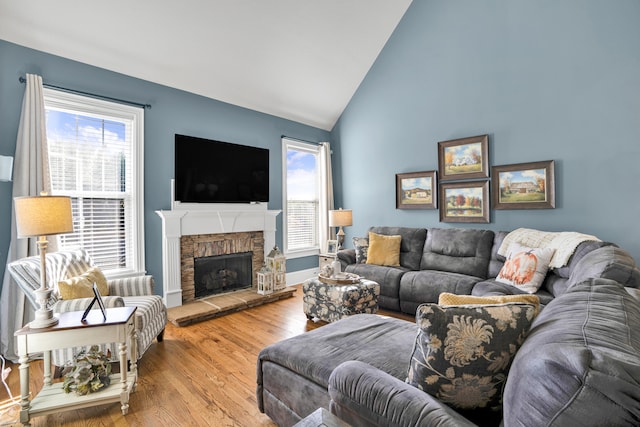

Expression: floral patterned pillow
xmin=352 ymin=237 xmax=369 ymax=264
xmin=406 ymin=302 xmax=536 ymax=411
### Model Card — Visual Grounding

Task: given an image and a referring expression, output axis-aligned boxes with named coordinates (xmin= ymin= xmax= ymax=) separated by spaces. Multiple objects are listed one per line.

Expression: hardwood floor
xmin=1 ymin=284 xmax=414 ymax=426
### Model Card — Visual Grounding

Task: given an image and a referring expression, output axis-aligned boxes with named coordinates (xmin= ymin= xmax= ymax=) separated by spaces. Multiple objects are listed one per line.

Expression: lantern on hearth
xmin=266 ymin=245 xmax=286 ymax=291
xmin=257 ymin=264 xmax=274 ymax=295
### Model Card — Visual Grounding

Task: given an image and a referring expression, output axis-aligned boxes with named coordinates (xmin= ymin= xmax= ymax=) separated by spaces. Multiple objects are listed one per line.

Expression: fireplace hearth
xmin=194 ymin=252 xmax=252 ymax=298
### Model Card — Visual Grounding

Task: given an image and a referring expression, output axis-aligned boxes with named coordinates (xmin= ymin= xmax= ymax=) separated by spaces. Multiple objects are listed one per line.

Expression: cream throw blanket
xmin=498 ymin=228 xmax=601 ymax=269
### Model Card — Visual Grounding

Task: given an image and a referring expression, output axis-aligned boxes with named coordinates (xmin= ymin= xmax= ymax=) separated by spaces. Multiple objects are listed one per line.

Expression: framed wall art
xmin=438 ymin=134 xmax=489 ymax=181
xmin=491 ymin=160 xmax=555 ymax=209
xmin=396 ymin=171 xmax=437 ymax=209
xmin=439 ymin=180 xmax=490 ymax=223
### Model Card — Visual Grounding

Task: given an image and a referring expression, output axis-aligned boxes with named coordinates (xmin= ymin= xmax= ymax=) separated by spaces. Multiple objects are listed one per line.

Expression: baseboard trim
xmin=286 ymin=267 xmax=317 ymax=286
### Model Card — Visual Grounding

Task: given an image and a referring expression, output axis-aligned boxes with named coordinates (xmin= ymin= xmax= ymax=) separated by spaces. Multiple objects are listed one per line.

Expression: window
xmin=44 ymin=89 xmax=145 ymax=278
xmin=283 ymin=138 xmax=327 ymax=257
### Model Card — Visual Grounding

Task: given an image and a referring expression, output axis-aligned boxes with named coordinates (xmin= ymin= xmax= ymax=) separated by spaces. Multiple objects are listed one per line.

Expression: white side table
xmin=318 ymin=253 xmax=335 ymax=270
xmin=14 ymin=306 xmax=137 ymax=426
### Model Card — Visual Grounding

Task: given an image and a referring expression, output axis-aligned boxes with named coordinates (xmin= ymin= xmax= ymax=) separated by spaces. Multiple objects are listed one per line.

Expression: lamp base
xmin=29 ymin=312 xmax=59 ymax=329
xmin=29 ymin=288 xmax=59 ymax=329
xmin=337 ymin=228 xmax=346 ymax=250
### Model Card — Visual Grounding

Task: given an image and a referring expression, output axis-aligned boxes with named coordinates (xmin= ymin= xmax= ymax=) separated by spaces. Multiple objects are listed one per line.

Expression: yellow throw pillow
xmin=365 ymin=232 xmax=401 ymax=267
xmin=58 ymin=266 xmax=109 ymax=300
xmin=438 ymin=292 xmax=541 ymax=315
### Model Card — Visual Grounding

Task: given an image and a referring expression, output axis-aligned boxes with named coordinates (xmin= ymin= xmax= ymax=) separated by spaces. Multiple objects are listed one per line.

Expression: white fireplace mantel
xmin=156 ymin=202 xmax=281 ymax=308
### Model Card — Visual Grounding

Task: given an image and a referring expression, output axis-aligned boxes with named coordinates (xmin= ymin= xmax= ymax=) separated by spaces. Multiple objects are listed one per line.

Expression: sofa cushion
xmin=496 ymin=243 xmax=555 ymax=293
xmin=407 ymin=302 xmax=536 ymax=411
xmin=472 ymin=279 xmax=555 ymax=306
xmin=366 ymin=232 xmax=401 ymax=266
xmin=58 ymin=266 xmax=109 ymax=299
xmin=399 ymin=270 xmax=480 ymax=315
xmin=503 ymin=278 xmax=640 ymax=426
xmin=369 ymin=226 xmax=427 ymax=271
xmin=420 ymin=228 xmax=494 ymax=279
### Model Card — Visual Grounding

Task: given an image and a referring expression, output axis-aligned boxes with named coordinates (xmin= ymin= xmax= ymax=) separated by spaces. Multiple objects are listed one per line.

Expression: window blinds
xmin=44 ymin=92 xmax=141 ymax=277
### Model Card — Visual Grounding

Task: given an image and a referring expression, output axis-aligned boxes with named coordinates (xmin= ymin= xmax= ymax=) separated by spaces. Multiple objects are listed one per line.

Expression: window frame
xmin=282 ymin=138 xmax=324 ymax=259
xmin=43 ymin=88 xmax=146 ymax=278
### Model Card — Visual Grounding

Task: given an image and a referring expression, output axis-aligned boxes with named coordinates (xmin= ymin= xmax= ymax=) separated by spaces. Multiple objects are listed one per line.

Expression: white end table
xmin=14 ymin=306 xmax=137 ymax=426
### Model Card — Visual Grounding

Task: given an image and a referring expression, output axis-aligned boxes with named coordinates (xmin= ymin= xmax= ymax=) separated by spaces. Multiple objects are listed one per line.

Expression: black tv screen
xmin=174 ymin=134 xmax=269 ymax=203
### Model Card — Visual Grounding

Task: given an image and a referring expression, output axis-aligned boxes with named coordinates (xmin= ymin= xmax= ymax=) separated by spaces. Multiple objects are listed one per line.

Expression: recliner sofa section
xmin=338 ymin=226 xmax=637 ymax=314
xmin=340 ymin=226 xmax=426 ymax=311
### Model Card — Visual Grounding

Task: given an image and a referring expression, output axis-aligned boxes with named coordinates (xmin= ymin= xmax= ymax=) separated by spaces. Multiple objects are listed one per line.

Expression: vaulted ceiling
xmin=0 ymin=0 xmax=413 ymax=130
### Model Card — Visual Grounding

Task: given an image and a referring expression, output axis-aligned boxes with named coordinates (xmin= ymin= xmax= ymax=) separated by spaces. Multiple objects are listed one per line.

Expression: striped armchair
xmin=7 ymin=249 xmax=167 ymax=367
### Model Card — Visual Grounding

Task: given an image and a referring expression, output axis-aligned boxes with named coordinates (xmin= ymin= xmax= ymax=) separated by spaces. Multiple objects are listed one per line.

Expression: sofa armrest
xmin=54 ymin=296 xmax=125 ymax=313
xmin=328 ymin=361 xmax=476 ymax=427
xmin=336 ymin=249 xmax=356 ymax=270
xmin=108 ymin=275 xmax=155 ymax=296
xmin=567 ymin=245 xmax=640 ymax=289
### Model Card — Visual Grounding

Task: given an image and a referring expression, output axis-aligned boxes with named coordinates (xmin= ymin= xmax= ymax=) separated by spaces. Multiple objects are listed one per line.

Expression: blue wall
xmin=0 ymin=40 xmax=331 ymax=294
xmin=2 ymin=0 xmax=640 ymax=295
xmin=332 ymin=0 xmax=640 ymax=263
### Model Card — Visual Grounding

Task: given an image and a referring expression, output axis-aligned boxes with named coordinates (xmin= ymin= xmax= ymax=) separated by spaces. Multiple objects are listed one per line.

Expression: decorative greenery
xmin=61 ymin=345 xmax=111 ymax=395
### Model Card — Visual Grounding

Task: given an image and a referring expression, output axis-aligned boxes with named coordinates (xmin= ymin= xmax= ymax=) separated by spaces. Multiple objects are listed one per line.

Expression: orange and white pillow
xmin=496 ymin=242 xmax=555 ymax=293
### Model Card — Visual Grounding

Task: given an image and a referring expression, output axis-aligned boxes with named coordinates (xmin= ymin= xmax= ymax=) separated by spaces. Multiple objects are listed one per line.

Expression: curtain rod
xmin=281 ymin=135 xmax=324 ymax=145
xmin=19 ymin=76 xmax=152 ymax=109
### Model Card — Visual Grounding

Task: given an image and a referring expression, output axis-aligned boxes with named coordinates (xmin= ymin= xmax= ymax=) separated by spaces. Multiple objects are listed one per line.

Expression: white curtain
xmin=0 ymin=74 xmax=51 ymax=361
xmin=319 ymin=142 xmax=335 ymax=250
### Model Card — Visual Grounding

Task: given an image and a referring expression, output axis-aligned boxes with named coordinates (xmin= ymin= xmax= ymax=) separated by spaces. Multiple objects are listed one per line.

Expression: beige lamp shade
xmin=329 ymin=209 xmax=353 ymax=227
xmin=14 ymin=195 xmax=74 ymax=238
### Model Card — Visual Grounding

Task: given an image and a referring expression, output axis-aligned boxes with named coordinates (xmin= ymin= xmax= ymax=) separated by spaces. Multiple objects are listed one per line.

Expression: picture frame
xmin=438 ymin=134 xmax=489 ymax=181
xmin=491 ymin=160 xmax=555 ymax=209
xmin=81 ymin=283 xmax=107 ymax=322
xmin=396 ymin=170 xmax=437 ymax=209
xmin=326 ymin=240 xmax=338 ymax=255
xmin=439 ymin=180 xmax=490 ymax=223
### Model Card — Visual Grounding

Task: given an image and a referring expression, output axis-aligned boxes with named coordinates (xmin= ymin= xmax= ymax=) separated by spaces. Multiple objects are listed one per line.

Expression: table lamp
xmin=329 ymin=208 xmax=352 ymax=250
xmin=14 ymin=194 xmax=73 ymax=328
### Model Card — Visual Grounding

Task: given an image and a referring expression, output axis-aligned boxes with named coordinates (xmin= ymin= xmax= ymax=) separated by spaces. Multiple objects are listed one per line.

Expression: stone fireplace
xmin=180 ymin=231 xmax=264 ymax=303
xmin=156 ymin=199 xmax=281 ymax=308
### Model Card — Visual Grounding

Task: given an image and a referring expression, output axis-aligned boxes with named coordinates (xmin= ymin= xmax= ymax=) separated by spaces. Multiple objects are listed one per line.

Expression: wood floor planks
xmin=1 ymin=284 xmax=413 ymax=426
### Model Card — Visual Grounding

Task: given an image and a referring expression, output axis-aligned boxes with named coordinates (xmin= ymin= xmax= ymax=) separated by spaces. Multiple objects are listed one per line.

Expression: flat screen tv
xmin=174 ymin=134 xmax=269 ymax=203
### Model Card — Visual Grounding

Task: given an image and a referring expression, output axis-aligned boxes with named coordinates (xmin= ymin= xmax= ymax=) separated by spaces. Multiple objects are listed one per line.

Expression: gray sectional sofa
xmin=338 ymin=226 xmax=638 ymax=312
xmin=257 ymin=226 xmax=640 ymax=426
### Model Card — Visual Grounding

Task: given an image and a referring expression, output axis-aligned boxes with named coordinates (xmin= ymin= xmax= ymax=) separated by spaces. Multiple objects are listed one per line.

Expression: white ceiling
xmin=0 ymin=0 xmax=412 ymax=131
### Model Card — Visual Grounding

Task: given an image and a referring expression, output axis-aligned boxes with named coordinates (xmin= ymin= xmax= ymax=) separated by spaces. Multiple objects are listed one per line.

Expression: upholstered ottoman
xmin=302 ymin=277 xmax=380 ymax=322
xmin=257 ymin=314 xmax=416 ymax=426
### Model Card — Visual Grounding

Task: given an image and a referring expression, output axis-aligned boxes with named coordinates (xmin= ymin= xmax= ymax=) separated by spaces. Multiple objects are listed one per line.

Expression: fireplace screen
xmin=194 ymin=251 xmax=253 ymax=298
